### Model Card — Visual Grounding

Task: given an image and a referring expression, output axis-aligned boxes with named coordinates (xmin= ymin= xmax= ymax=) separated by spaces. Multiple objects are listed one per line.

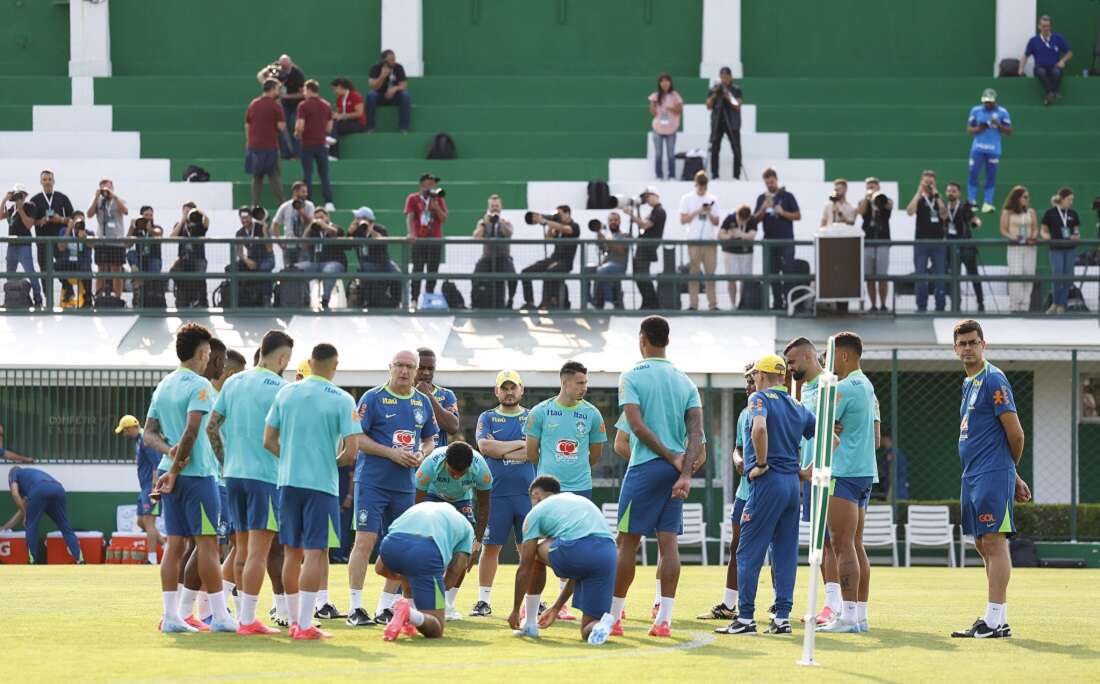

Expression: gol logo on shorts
xmin=978 ymin=513 xmax=995 ymax=524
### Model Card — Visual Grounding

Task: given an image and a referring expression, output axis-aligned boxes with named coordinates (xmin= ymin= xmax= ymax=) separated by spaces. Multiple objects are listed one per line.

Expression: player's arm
xmin=672 ymin=406 xmax=705 ymax=499
xmin=542 ymin=579 xmax=576 ymax=629
xmin=509 ymin=538 xmax=540 ymax=629
xmin=473 ymin=488 xmax=491 ymax=542
xmin=155 ymin=410 xmax=203 ymax=494
xmin=424 ymin=390 xmax=459 ymax=436
xmin=614 ymin=429 xmax=630 ymax=460
xmin=2 ymin=482 xmax=25 ymax=529
xmin=623 ymin=403 xmax=678 ymax=465
xmin=337 ymin=434 xmax=359 ymax=467
xmin=588 ymin=441 xmax=604 ymax=468
xmin=748 ymin=414 xmax=769 ymax=479
xmin=444 ymin=551 xmax=470 ymax=589
xmin=525 ymin=435 xmax=541 ymax=466
xmin=874 ymin=419 xmax=881 ymax=450
xmin=142 ymin=417 xmax=172 ymax=456
xmin=263 ymin=425 xmax=281 ymax=458
xmin=418 ymin=435 xmax=435 ymax=464
xmin=998 ymin=410 xmax=1030 ymax=502
xmin=414 ymin=488 xmax=428 ymax=504
xmin=206 ymin=410 xmax=226 ymax=465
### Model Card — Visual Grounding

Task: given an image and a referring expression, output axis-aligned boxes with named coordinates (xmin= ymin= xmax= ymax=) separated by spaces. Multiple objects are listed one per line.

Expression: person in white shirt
xmin=820 ymin=179 xmax=857 ymax=227
xmin=678 ymin=171 xmax=721 ymax=310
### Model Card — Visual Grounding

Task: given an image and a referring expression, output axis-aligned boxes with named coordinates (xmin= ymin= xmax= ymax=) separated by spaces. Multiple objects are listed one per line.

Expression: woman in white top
xmin=648 ymin=73 xmax=683 ymax=180
xmin=998 ymin=185 xmax=1038 ymax=312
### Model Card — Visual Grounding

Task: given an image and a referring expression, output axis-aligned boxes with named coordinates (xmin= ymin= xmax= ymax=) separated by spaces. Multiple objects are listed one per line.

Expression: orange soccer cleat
xmin=648 ymin=621 xmax=672 ymax=638
xmin=383 ymin=598 xmax=412 ymax=642
xmin=237 ymin=620 xmax=281 ymax=636
xmin=292 ymin=625 xmax=332 ymax=640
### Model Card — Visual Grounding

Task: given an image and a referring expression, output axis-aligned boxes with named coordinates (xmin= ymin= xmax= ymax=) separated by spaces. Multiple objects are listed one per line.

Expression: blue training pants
xmin=25 ymin=482 xmax=81 ymax=563
xmin=736 ymin=472 xmax=801 ymax=621
xmin=968 ymin=150 xmax=999 ymax=206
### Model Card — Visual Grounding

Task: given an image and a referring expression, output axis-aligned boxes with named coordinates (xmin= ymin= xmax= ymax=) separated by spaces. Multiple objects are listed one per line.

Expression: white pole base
xmin=797 ymin=659 xmax=820 ymax=667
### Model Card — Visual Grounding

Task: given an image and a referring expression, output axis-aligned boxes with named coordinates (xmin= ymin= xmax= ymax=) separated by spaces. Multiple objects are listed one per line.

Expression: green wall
xmin=108 ymin=0 xmax=381 ymax=75
xmin=743 ymin=0 xmax=995 ymax=77
xmin=423 ymin=0 xmax=702 ymax=75
xmin=0 ymin=0 xmax=70 ymax=75
xmin=1037 ymin=0 xmax=1100 ymax=75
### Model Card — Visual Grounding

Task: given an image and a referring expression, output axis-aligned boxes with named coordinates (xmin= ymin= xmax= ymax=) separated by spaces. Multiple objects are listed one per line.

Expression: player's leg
xmin=191 ymin=477 xmax=236 ymax=631
xmin=43 ymin=485 xmax=82 ymax=562
xmin=443 ymin=500 xmax=476 ymax=619
xmin=267 ymin=541 xmax=288 ymax=624
xmin=854 ymin=502 xmax=871 ymax=631
xmin=377 ymin=535 xmax=445 ymax=639
xmin=567 ymin=537 xmax=618 ymax=644
xmin=765 ymin=479 xmax=801 ymax=633
xmin=346 ymin=480 xmax=384 ymax=624
xmin=180 ymin=541 xmax=204 ymax=621
xmin=138 ymin=514 xmax=161 ymax=564
xmin=222 ymin=537 xmax=238 ymax=613
xmin=953 ymin=470 xmax=1014 ymax=638
xmin=22 ymin=492 xmax=48 ymax=564
xmin=823 ymin=479 xmax=861 ymax=630
xmin=282 ymin=545 xmax=304 ymax=630
xmin=374 ymin=490 xmax=416 ymax=621
xmin=722 ymin=484 xmax=781 ymax=634
xmin=651 ymin=531 xmax=680 ymax=634
xmin=611 ymin=532 xmax=640 ymax=626
xmin=294 ymin=548 xmax=330 ymax=639
xmin=820 ymin=538 xmax=842 ymax=619
xmin=701 ymin=497 xmax=743 ymax=619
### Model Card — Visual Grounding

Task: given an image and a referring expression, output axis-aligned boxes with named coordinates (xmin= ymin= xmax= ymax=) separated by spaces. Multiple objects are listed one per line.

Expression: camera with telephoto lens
xmin=524 ymin=211 xmax=560 ymax=226
xmin=10 ymin=191 xmax=27 ymax=202
xmin=428 ymin=187 xmax=446 ymax=199
xmin=73 ymin=219 xmax=86 ymax=233
xmin=251 ymin=206 xmax=267 ymax=221
xmin=135 ymin=217 xmax=150 ymax=232
xmin=587 ymin=219 xmax=603 ymax=233
xmin=186 ymin=208 xmax=208 ymax=237
xmin=292 ymin=199 xmax=304 ymax=210
xmin=611 ymin=193 xmax=644 ymax=210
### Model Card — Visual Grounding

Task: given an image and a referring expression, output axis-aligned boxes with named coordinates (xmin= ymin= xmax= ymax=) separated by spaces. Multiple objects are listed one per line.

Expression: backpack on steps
xmin=427 ymin=133 xmax=456 ymax=160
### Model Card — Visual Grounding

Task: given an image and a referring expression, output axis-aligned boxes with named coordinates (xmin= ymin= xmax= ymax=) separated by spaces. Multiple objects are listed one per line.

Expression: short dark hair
xmin=262 ymin=78 xmax=280 ymax=93
xmin=556 ymin=204 xmax=571 ymax=215
xmin=763 ymin=167 xmax=778 ymax=180
xmin=260 ymin=330 xmax=294 ymax=357
xmin=719 ymin=66 xmax=732 ymax=76
xmin=304 ymin=79 xmax=320 ymax=94
xmin=953 ymin=319 xmax=984 ymax=342
xmin=529 ymin=474 xmax=561 ymax=495
xmin=312 ymin=343 xmax=338 ymax=362
xmin=330 ymin=77 xmax=354 ymax=90
xmin=417 ymin=347 xmax=436 ymax=359
xmin=139 ymin=205 xmax=153 ymax=214
xmin=444 ymin=441 xmax=474 ymax=472
xmin=640 ymin=316 xmax=670 ymax=348
xmin=380 ymin=49 xmax=394 ymax=60
xmin=783 ymin=336 xmax=815 ymax=355
xmin=946 ymin=181 xmax=961 ymax=192
xmin=291 ymin=180 xmax=307 ymax=193
xmin=253 ymin=348 xmax=260 ymax=366
xmin=208 ymin=338 xmax=227 ymax=356
xmin=175 ymin=323 xmax=213 ymax=362
xmin=560 ymin=361 xmax=587 ymax=378
xmin=226 ymin=350 xmax=247 ymax=368
xmin=694 ymin=170 xmax=709 ymax=185
xmin=833 ymin=331 xmax=863 ymax=357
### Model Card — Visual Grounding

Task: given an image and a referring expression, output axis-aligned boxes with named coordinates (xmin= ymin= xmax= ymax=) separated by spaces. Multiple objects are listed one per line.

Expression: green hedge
xmin=894 ymin=501 xmax=1100 ymax=541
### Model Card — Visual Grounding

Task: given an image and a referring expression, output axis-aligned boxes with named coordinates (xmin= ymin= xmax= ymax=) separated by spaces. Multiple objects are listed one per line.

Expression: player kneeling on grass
xmin=509 ymin=475 xmax=618 ymax=645
xmin=374 ymin=501 xmax=475 ymax=640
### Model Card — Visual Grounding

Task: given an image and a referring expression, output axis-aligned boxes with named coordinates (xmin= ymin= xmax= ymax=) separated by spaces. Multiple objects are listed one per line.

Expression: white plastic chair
xmin=719 ymin=503 xmax=735 ymax=565
xmin=115 ymin=505 xmax=139 ymax=533
xmin=904 ymin=505 xmax=956 ymax=567
xmin=958 ymin=529 xmax=977 ymax=567
xmin=601 ymin=502 xmax=647 ymax=565
xmin=679 ymin=503 xmax=708 ymax=565
xmin=863 ymin=505 xmax=899 ymax=567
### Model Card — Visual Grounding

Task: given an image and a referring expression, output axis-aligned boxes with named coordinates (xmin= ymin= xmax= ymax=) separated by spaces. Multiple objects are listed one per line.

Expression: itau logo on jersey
xmin=556 ymin=438 xmax=579 ymax=460
xmin=392 ymin=430 xmax=415 ymax=449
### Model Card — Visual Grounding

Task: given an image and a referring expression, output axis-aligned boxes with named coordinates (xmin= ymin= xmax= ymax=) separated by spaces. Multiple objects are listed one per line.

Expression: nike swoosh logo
xmin=385 ymin=413 xmax=397 ymax=419
xmin=491 ymin=429 xmax=503 ymax=434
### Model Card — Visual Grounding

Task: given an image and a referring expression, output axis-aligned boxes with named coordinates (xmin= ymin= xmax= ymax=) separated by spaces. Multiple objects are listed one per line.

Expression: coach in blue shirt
xmin=1019 ymin=15 xmax=1072 ymax=105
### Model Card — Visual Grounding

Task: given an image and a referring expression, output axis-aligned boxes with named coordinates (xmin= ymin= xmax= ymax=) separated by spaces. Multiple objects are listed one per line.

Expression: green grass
xmin=3 ymin=565 xmax=1098 ymax=682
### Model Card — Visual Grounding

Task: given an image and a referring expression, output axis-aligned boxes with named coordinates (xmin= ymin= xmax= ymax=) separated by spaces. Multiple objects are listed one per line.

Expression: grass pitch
xmin=3 ymin=565 xmax=1098 ymax=683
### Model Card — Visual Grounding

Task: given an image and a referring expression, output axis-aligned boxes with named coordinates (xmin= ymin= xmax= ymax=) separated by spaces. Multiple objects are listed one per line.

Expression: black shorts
xmin=95 ymin=245 xmax=125 ymax=267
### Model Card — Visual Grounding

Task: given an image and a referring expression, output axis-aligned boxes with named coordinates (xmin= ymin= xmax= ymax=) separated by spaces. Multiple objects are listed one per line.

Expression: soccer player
xmin=264 ymin=343 xmax=361 ymax=640
xmin=347 ymin=350 xmax=439 ymax=627
xmin=818 ymin=332 xmax=878 ymax=634
xmin=721 ymin=354 xmax=815 ymax=635
xmin=509 ymin=475 xmax=618 ymax=645
xmin=145 ymin=323 xmax=236 ymax=633
xmin=208 ymin=330 xmax=294 ymax=635
xmin=612 ymin=316 xmax=705 ymax=638
xmin=950 ymin=319 xmax=1029 ymax=639
xmin=375 ymin=501 xmax=475 ymax=640
xmin=2 ymin=467 xmax=82 ymax=563
xmin=699 ymin=363 xmax=755 ymax=621
xmin=116 ymin=415 xmax=162 ymax=564
xmin=526 ymin=360 xmax=607 ymax=620
xmin=214 ymin=348 xmax=246 ymax=607
xmin=0 ymin=421 xmax=34 ymax=463
xmin=414 ymin=440 xmax=492 ymax=619
xmin=416 ymin=347 xmax=459 ymax=447
xmin=472 ymin=370 xmax=532 ymax=617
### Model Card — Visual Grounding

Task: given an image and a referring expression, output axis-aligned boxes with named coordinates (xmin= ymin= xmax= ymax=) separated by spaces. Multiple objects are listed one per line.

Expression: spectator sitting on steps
xmin=367 ymin=49 xmax=411 ymax=133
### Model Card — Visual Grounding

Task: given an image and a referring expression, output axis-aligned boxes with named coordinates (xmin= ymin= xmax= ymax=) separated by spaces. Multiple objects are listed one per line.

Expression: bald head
xmin=389 ymin=350 xmax=418 ymax=392
xmin=279 ymin=54 xmax=291 ymax=69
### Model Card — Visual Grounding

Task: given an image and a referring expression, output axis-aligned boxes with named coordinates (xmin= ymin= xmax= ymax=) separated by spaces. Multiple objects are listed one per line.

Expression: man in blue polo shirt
xmin=347 ymin=349 xmax=439 ymax=627
xmin=3 ymin=466 xmax=82 ymax=564
xmin=116 ymin=414 xmax=163 ymax=564
xmin=966 ymin=89 xmax=1013 ymax=214
xmin=1020 ymin=15 xmax=1073 ymax=105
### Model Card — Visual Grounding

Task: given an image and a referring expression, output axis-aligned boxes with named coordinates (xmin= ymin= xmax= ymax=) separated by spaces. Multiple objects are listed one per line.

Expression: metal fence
xmin=3 ymin=236 xmax=1099 ymax=316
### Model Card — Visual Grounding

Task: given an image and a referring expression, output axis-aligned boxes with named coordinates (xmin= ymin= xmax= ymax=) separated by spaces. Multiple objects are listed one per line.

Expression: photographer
xmin=328 ymin=78 xmax=366 ymax=159
xmin=2 ymin=184 xmax=43 ymax=307
xmin=404 ymin=173 xmax=448 ymax=304
xmin=944 ymin=182 xmax=984 ymax=313
xmin=583 ymin=211 xmax=629 ymax=309
xmin=820 ymin=178 xmax=857 ymax=227
xmin=228 ymin=206 xmax=274 ymax=307
xmin=55 ymin=211 xmax=93 ymax=308
xmin=272 ymin=181 xmax=315 ymax=266
xmin=30 ymin=169 xmax=74 ymax=303
xmin=625 ymin=187 xmax=664 ymax=310
xmin=718 ymin=204 xmax=757 ymax=309
xmin=169 ymin=201 xmax=210 ymax=307
xmin=86 ymin=179 xmax=128 ymax=300
xmin=348 ymin=206 xmax=400 ymax=308
xmin=679 ymin=171 xmax=721 ymax=310
xmin=366 ymin=49 xmax=411 ymax=132
xmin=256 ymin=54 xmax=305 ymax=160
xmin=753 ymin=168 xmax=802 ymax=309
xmin=905 ymin=170 xmax=949 ymax=312
xmin=126 ymin=206 xmax=163 ymax=304
xmin=296 ymin=207 xmax=346 ymax=311
xmin=520 ymin=204 xmax=580 ymax=309
xmin=472 ymin=194 xmax=517 ymax=309
xmin=294 ymin=79 xmax=335 ymax=212
xmin=857 ymin=177 xmax=895 ymax=312
xmin=245 ymin=78 xmax=287 ymax=207
xmin=705 ymin=66 xmax=743 ymax=180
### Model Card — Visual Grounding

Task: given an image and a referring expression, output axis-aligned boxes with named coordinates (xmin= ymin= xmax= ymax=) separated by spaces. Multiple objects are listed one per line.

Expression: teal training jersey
xmin=388 ymin=501 xmax=475 ymax=567
xmin=833 ymin=370 xmax=878 ymax=478
xmin=415 ymin=446 xmax=493 ymax=502
xmin=734 ymin=406 xmax=752 ymax=501
xmin=211 ymin=388 xmax=224 ymax=485
xmin=522 ymin=492 xmax=613 ymax=542
xmin=148 ymin=368 xmax=217 ymax=477
xmin=799 ymin=376 xmax=821 ymax=468
xmin=266 ymin=375 xmax=361 ymax=496
xmin=525 ymin=398 xmax=607 ymax=492
xmin=213 ymin=367 xmax=287 ymax=484
xmin=618 ymin=358 xmax=702 ymax=469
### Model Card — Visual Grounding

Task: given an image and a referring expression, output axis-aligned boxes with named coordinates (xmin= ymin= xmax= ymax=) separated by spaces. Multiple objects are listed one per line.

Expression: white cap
xmin=642 ymin=185 xmax=659 ymax=198
xmin=9 ymin=183 xmax=28 ymax=195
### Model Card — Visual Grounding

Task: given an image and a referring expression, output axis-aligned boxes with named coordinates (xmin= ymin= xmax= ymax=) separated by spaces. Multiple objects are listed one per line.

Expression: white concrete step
xmin=682 ymin=104 xmax=756 ymax=133
xmin=0 ymin=132 xmax=140 ymax=159
xmin=0 ymin=158 xmax=171 ymax=183
xmin=33 ymin=105 xmax=113 ymax=132
xmin=0 ymin=180 xmax=235 ymax=211
xmin=609 ymin=157 xmax=825 ymax=183
xmin=646 ymin=131 xmax=789 ymax=167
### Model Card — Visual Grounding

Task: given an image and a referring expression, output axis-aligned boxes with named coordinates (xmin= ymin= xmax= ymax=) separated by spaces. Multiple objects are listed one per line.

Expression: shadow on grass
xmin=1004 ymin=637 xmax=1100 ymax=660
xmin=160 ymin=633 xmax=393 ymax=660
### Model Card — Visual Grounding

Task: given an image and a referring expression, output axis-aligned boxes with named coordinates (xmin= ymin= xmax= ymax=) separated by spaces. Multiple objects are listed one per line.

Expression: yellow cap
xmin=297 ymin=359 xmax=312 ymax=377
xmin=114 ymin=415 xmax=140 ymax=434
xmin=496 ymin=369 xmax=522 ymax=387
xmin=752 ymin=354 xmax=787 ymax=375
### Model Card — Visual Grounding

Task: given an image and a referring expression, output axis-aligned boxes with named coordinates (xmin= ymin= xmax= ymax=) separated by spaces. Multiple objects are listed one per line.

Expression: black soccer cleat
xmin=470 ymin=600 xmax=492 ymax=617
xmin=715 ymin=620 xmax=757 ymax=635
xmin=996 ymin=623 xmax=1012 ymax=638
xmin=346 ymin=607 xmax=376 ymax=627
xmin=696 ymin=603 xmax=737 ymax=620
xmin=272 ymin=614 xmax=289 ymax=628
xmin=373 ymin=607 xmax=394 ymax=625
xmin=767 ymin=603 xmax=777 ymax=618
xmin=314 ymin=603 xmax=346 ymax=620
xmin=765 ymin=619 xmax=792 ymax=635
xmin=951 ymin=618 xmax=1003 ymax=638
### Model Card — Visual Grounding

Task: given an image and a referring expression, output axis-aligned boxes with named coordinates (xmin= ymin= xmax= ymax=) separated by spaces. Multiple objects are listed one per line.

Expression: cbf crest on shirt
xmin=356 ymin=384 xmax=440 ymax=492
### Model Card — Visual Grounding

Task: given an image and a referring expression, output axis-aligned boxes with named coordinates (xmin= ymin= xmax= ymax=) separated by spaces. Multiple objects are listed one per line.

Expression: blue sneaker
xmin=816 ymin=619 xmax=861 ymax=633
xmin=161 ymin=618 xmax=198 ymax=634
xmin=858 ymin=619 xmax=869 ymax=633
xmin=201 ymin=615 xmax=213 ymax=625
xmin=587 ymin=622 xmax=611 ymax=646
xmin=209 ymin=616 xmax=239 ymax=633
xmin=513 ymin=622 xmax=539 ymax=638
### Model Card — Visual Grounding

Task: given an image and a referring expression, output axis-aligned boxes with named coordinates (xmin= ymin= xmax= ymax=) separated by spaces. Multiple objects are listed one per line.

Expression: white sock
xmin=654 ymin=579 xmax=662 ymax=604
xmin=178 ymin=588 xmax=198 ymax=618
xmin=610 ymin=596 xmax=626 ymax=621
xmin=274 ymin=593 xmax=289 ymax=620
xmin=445 ymin=587 xmax=459 ymax=608
xmin=198 ymin=592 xmax=212 ymax=620
xmin=856 ymin=601 xmax=868 ymax=623
xmin=774 ymin=617 xmax=790 ymax=625
xmin=377 ymin=591 xmax=397 ymax=614
xmin=162 ymin=591 xmax=180 ymax=622
xmin=408 ymin=602 xmax=426 ymax=627
xmin=479 ymin=586 xmax=492 ymax=604
xmin=208 ymin=590 xmax=230 ymax=622
xmin=983 ymin=602 xmax=1005 ymax=628
xmin=299 ymin=591 xmax=317 ymax=629
xmin=825 ymin=583 xmax=842 ymax=612
xmin=148 ymin=551 xmax=157 ymax=563
xmin=287 ymin=593 xmax=300 ymax=625
xmin=317 ymin=589 xmax=329 ymax=609
xmin=723 ymin=588 xmax=738 ymax=609
xmin=842 ymin=601 xmax=857 ymax=624
xmin=656 ymin=596 xmax=675 ymax=624
xmin=349 ymin=589 xmax=362 ymax=611
xmin=239 ymin=593 xmax=258 ymax=625
xmin=524 ymin=594 xmax=542 ymax=623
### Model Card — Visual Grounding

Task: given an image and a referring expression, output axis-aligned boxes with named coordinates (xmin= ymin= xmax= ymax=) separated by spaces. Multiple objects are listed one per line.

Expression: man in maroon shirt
xmin=404 ymin=173 xmax=448 ymax=304
xmin=245 ymin=79 xmax=287 ymax=207
xmin=295 ymin=80 xmax=335 ymax=211
xmin=327 ymin=78 xmax=366 ymax=160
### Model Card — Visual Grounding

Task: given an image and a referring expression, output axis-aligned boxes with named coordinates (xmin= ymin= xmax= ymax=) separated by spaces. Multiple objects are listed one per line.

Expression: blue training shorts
xmin=617 ymin=458 xmax=683 ymax=535
xmin=830 ymin=476 xmax=873 ymax=509
xmin=217 ymin=484 xmax=233 ymax=540
xmin=426 ymin=493 xmax=475 ymax=525
xmin=548 ymin=535 xmax=617 ymax=619
xmin=354 ymin=481 xmax=414 ymax=534
xmin=279 ymin=485 xmax=340 ymax=550
xmin=379 ymin=532 xmax=446 ymax=611
xmin=485 ymin=494 xmax=531 ymax=546
xmin=162 ymin=474 xmax=220 ymax=538
xmin=225 ymin=477 xmax=279 ymax=533
xmin=732 ymin=496 xmax=748 ymax=527
xmin=961 ymin=469 xmax=1016 ymax=538
xmin=138 ymin=484 xmax=159 ymax=517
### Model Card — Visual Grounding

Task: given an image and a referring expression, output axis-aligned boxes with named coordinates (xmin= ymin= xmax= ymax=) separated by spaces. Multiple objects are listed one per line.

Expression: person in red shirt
xmin=295 ymin=80 xmax=335 ymax=211
xmin=327 ymin=78 xmax=366 ymax=160
xmin=245 ymin=79 xmax=287 ymax=207
xmin=404 ymin=173 xmax=448 ymax=304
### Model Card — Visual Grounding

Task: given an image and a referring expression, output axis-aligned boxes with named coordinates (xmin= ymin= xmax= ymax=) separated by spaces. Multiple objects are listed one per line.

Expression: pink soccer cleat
xmin=815 ymin=606 xmax=837 ymax=626
xmin=558 ymin=606 xmax=578 ymax=621
xmin=184 ymin=615 xmax=210 ymax=632
xmin=611 ymin=619 xmax=624 ymax=637
xmin=648 ymin=621 xmax=672 ymax=637
xmin=292 ymin=625 xmax=331 ymax=640
xmin=383 ymin=598 xmax=412 ymax=642
xmin=237 ymin=620 xmax=281 ymax=636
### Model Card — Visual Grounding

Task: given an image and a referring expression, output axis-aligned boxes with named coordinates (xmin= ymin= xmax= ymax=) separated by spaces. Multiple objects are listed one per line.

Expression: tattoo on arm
xmin=207 ymin=412 xmax=225 ymax=464
xmin=681 ymin=407 xmax=704 ymax=476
